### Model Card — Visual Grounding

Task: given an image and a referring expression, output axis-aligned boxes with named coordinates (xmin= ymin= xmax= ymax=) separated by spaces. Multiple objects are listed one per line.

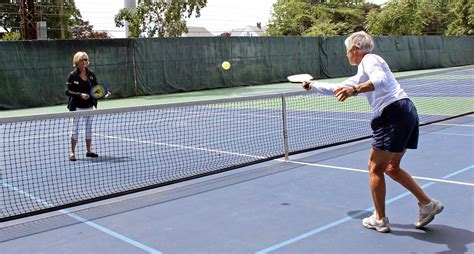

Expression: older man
xmin=302 ymin=31 xmax=443 ymax=233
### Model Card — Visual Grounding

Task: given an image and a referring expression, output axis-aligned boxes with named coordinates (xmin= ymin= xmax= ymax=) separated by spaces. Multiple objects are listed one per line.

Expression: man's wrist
xmin=352 ymin=85 xmax=358 ymax=96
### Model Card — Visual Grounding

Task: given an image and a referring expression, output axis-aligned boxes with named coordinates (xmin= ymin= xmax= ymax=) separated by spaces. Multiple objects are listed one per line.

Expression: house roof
xmin=230 ymin=25 xmax=266 ymax=36
xmin=183 ymin=26 xmax=214 ymax=37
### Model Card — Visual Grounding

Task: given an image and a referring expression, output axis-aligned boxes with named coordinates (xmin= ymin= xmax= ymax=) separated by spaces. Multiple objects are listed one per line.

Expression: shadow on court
xmin=391 ymin=224 xmax=474 ymax=254
xmin=347 ymin=210 xmax=372 ymax=219
xmin=347 ymin=210 xmax=473 ymax=254
xmin=81 ymin=155 xmax=133 ymax=163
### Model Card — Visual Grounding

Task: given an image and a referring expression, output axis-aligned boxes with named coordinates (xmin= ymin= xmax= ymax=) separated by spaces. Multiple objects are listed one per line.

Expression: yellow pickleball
xmin=221 ymin=61 xmax=231 ymax=70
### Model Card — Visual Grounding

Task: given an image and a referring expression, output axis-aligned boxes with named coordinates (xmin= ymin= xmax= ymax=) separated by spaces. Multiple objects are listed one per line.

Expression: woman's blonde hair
xmin=344 ymin=31 xmax=374 ymax=54
xmin=72 ymin=51 xmax=89 ymax=67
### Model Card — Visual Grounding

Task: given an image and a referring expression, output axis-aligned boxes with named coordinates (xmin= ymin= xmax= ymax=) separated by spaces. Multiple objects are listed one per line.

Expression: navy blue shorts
xmin=371 ymin=98 xmax=419 ymax=153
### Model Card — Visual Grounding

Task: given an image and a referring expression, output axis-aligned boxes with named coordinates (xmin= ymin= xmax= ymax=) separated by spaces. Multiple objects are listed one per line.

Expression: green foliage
xmin=115 ymin=0 xmax=207 ymax=38
xmin=446 ymin=0 xmax=474 ymax=35
xmin=366 ymin=0 xmax=472 ymax=35
xmin=266 ymin=0 xmax=378 ymax=36
xmin=0 ymin=0 xmax=21 ymax=33
xmin=71 ymin=20 xmax=110 ymax=39
xmin=303 ymin=21 xmax=346 ymax=36
xmin=268 ymin=0 xmax=472 ymax=36
xmin=418 ymin=0 xmax=451 ymax=35
xmin=365 ymin=0 xmax=425 ymax=35
xmin=37 ymin=0 xmax=82 ymax=39
xmin=266 ymin=1 xmax=313 ymax=36
xmin=0 ymin=0 xmax=82 ymax=39
xmin=2 ymin=31 xmax=21 ymax=41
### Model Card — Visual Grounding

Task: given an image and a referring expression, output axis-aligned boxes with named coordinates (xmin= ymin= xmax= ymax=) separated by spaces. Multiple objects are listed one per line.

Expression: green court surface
xmin=412 ymin=97 xmax=474 ymax=116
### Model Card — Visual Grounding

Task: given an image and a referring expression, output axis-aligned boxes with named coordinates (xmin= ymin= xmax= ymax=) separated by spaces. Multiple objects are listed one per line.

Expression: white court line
xmin=97 ymin=130 xmax=473 ymax=188
xmin=283 ymin=160 xmax=474 ymax=187
xmin=433 ymin=123 xmax=474 ymax=127
xmin=1 ymin=181 xmax=162 ymax=254
xmin=255 ymin=163 xmax=474 ymax=253
xmin=96 ymin=134 xmax=267 ymax=159
xmin=421 ymin=132 xmax=474 ymax=137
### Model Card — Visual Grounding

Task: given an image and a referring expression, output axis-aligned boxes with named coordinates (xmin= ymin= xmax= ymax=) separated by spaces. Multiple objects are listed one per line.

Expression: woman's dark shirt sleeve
xmin=65 ymin=72 xmax=81 ymax=98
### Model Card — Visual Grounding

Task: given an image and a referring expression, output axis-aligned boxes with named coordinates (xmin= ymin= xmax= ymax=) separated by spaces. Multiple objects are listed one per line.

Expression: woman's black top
xmin=65 ymin=68 xmax=98 ymax=111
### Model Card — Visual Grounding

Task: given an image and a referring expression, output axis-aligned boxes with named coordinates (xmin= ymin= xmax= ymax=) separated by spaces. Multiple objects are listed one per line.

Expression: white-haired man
xmin=303 ymin=31 xmax=443 ymax=233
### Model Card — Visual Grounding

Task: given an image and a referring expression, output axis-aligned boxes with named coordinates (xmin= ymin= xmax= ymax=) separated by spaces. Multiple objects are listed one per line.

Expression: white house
xmin=230 ymin=24 xmax=266 ymax=37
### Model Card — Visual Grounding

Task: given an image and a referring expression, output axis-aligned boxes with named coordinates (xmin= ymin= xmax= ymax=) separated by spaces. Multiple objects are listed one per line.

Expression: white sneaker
xmin=415 ymin=199 xmax=444 ymax=228
xmin=362 ymin=213 xmax=390 ymax=233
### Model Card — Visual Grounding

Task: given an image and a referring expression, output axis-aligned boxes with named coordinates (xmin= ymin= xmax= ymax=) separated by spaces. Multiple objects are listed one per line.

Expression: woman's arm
xmin=65 ymin=72 xmax=90 ymax=101
xmin=65 ymin=73 xmax=81 ymax=97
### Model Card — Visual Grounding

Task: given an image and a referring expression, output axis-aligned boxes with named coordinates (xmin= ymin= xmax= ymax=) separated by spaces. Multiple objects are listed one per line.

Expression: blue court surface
xmin=1 ymin=114 xmax=473 ymax=253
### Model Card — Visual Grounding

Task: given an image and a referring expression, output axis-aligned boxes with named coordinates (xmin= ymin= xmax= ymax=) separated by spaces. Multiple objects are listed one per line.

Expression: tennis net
xmin=1 ymin=66 xmax=473 ymax=221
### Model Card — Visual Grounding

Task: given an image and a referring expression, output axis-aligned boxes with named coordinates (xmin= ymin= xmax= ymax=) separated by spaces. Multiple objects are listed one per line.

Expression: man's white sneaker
xmin=415 ymin=199 xmax=444 ymax=229
xmin=362 ymin=213 xmax=390 ymax=233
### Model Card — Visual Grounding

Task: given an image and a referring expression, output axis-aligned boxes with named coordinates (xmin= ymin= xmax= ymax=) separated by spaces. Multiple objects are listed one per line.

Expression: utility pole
xmin=124 ymin=0 xmax=136 ymax=37
xmin=19 ymin=0 xmax=37 ymax=40
xmin=59 ymin=0 xmax=65 ymax=39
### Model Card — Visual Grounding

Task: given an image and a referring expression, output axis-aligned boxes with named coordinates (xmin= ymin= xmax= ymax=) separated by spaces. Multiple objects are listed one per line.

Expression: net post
xmin=281 ymin=94 xmax=289 ymax=162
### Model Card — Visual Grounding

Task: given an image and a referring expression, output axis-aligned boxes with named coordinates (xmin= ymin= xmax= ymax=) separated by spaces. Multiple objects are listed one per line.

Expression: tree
xmin=1 ymin=0 xmax=21 ymax=33
xmin=266 ymin=1 xmax=313 ymax=36
xmin=365 ymin=0 xmax=469 ymax=36
xmin=267 ymin=0 xmax=472 ymax=36
xmin=446 ymin=0 xmax=474 ymax=35
xmin=36 ymin=0 xmax=82 ymax=39
xmin=418 ymin=0 xmax=451 ymax=35
xmin=114 ymin=0 xmax=207 ymax=38
xmin=266 ymin=0 xmax=378 ymax=36
xmin=2 ymin=31 xmax=21 ymax=40
xmin=0 ymin=0 xmax=82 ymax=39
xmin=219 ymin=31 xmax=231 ymax=37
xmin=365 ymin=0 xmax=425 ymax=35
xmin=71 ymin=20 xmax=110 ymax=39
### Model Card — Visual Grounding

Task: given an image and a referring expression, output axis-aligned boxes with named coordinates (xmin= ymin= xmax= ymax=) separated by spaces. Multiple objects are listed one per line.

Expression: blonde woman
xmin=65 ymin=52 xmax=99 ymax=161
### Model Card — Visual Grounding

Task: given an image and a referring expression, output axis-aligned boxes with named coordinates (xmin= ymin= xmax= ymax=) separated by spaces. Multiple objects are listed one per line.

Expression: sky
xmin=74 ymin=0 xmax=389 ymax=38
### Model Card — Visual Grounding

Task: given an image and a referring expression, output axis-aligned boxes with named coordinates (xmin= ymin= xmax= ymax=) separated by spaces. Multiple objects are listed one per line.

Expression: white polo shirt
xmin=310 ymin=54 xmax=408 ymax=115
